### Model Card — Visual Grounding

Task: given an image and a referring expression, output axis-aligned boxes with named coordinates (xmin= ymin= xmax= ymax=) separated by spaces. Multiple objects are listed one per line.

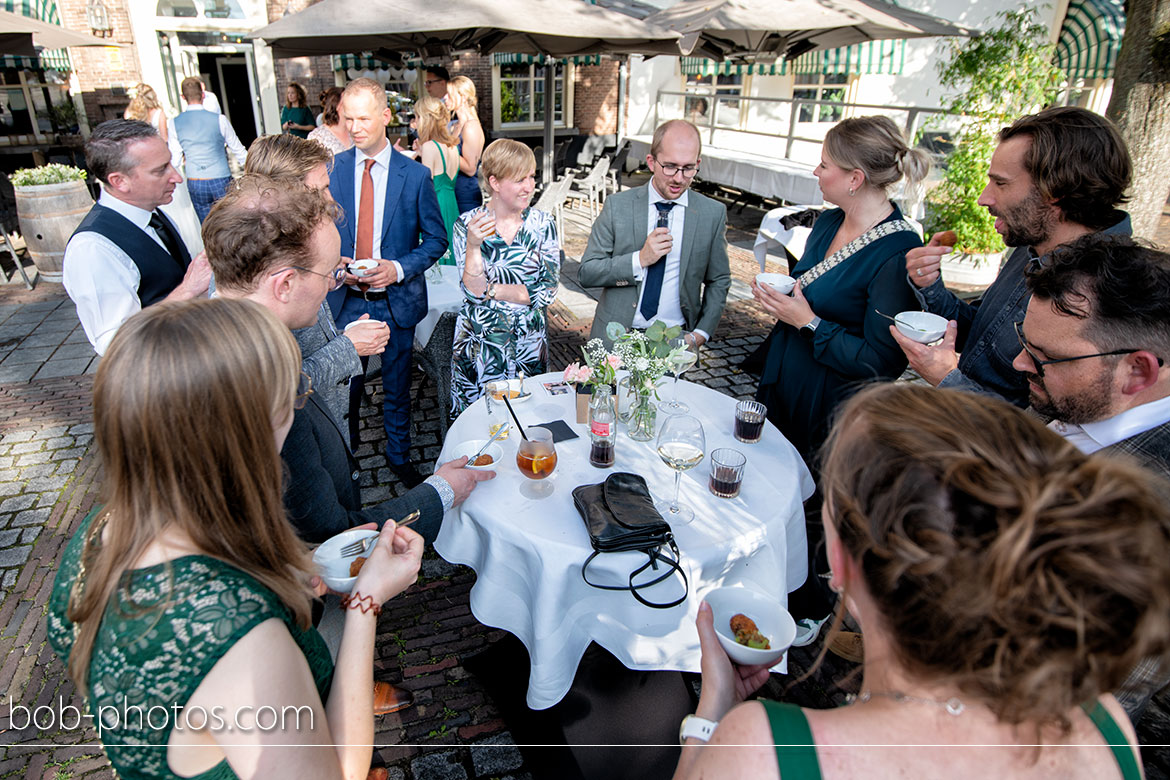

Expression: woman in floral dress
xmin=451 ymin=139 xmax=560 ymax=414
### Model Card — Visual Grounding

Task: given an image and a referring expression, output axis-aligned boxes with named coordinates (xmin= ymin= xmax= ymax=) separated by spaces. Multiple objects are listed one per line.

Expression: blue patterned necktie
xmin=640 ymin=201 xmax=676 ymax=321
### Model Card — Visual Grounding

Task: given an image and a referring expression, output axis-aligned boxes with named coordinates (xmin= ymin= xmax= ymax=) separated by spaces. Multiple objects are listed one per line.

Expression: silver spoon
xmin=470 ymin=420 xmax=509 ymax=462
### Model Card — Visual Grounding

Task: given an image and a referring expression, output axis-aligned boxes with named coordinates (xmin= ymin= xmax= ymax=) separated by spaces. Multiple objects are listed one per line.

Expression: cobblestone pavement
xmin=0 ymin=190 xmax=1166 ymax=779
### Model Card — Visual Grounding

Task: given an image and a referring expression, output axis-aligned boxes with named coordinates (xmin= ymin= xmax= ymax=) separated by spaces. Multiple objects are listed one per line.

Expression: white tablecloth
xmin=414 ymin=265 xmax=463 ymax=349
xmin=628 ymin=135 xmax=823 ymax=207
xmin=753 ymin=205 xmax=816 ymax=271
xmin=434 ymin=372 xmax=813 ymax=709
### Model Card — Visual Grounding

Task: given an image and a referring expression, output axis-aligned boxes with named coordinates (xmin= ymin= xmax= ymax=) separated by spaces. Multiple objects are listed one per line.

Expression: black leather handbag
xmin=572 ymin=472 xmax=688 ymax=609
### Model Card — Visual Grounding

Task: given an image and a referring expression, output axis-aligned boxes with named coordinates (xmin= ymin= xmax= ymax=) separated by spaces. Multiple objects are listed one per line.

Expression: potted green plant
xmin=11 ymin=163 xmax=91 ymax=283
xmin=926 ymin=9 xmax=1063 ymax=284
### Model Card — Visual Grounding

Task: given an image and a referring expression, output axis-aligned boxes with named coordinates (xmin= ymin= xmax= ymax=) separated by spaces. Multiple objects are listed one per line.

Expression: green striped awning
xmin=492 ymin=53 xmax=603 ymax=66
xmin=681 ymin=40 xmax=906 ymax=77
xmin=333 ymin=53 xmax=400 ymax=71
xmin=1055 ymin=0 xmax=1125 ymax=81
xmin=1 ymin=0 xmax=72 ymax=72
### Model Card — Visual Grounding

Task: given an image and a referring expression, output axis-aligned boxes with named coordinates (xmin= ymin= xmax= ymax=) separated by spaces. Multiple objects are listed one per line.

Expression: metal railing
xmin=653 ymin=89 xmax=955 ymax=158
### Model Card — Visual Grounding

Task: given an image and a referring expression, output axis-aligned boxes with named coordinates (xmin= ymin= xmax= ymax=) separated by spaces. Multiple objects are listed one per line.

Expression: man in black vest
xmin=63 ymin=119 xmax=211 ymax=355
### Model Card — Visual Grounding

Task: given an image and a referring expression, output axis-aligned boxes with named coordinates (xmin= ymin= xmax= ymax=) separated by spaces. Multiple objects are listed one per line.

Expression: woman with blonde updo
xmin=414 ymin=95 xmax=461 ymax=265
xmin=446 ymin=75 xmax=485 ymax=214
xmin=676 ymin=383 xmax=1167 ymax=780
xmin=123 ymin=83 xmax=168 ymax=143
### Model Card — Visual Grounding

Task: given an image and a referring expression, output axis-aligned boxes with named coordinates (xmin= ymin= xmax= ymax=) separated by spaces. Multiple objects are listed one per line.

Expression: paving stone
xmin=0 ymin=546 xmax=30 ymax=567
xmin=52 ymin=448 xmax=87 ymax=462
xmin=0 ymin=529 xmax=19 ymax=546
xmin=39 ymin=426 xmax=70 ymax=437
xmin=24 ymin=476 xmax=69 ymax=491
xmin=0 ymin=431 xmax=34 ymax=444
xmin=16 ymin=463 xmax=55 ymax=479
xmin=14 ymin=451 xmax=50 ymax=466
xmin=1 ymin=570 xmax=15 ymax=588
xmin=48 ymin=344 xmax=97 ymax=362
xmin=0 ymin=346 xmax=55 ymax=365
xmin=0 ymin=483 xmax=20 ymax=496
xmin=19 ymin=527 xmax=38 ymax=544
xmin=34 ymin=358 xmax=91 ymax=379
xmin=0 ymin=363 xmax=39 ymax=383
xmin=7 ymin=441 xmax=40 ymax=455
xmin=410 ymin=751 xmax=467 ymax=780
xmin=470 ymin=733 xmax=523 ymax=776
xmin=44 ymin=437 xmax=74 ymax=450
xmin=0 ymin=494 xmax=35 ymax=513
xmin=12 ymin=508 xmax=51 ymax=527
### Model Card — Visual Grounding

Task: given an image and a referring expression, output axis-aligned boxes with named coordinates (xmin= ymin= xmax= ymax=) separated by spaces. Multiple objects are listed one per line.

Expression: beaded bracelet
xmin=340 ymin=591 xmax=381 ymax=616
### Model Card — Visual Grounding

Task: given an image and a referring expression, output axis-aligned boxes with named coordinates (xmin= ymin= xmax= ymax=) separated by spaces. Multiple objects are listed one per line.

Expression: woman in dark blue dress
xmin=447 ymin=76 xmax=485 ymax=214
xmin=753 ymin=116 xmax=929 ymax=638
xmin=754 ymin=116 xmax=930 ymax=464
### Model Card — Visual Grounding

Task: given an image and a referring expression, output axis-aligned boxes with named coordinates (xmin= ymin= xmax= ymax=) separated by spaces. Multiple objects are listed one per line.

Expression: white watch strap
xmin=679 ymin=714 xmax=718 ymax=744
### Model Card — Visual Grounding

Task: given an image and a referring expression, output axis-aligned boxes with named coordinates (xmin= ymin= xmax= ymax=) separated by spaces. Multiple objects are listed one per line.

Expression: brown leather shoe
xmin=366 ymin=769 xmax=389 ymax=780
xmin=373 ymin=681 xmax=414 ymax=715
xmin=828 ymin=631 xmax=864 ymax=664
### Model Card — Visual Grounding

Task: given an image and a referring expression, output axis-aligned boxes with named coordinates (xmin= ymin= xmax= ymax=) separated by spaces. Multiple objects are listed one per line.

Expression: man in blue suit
xmin=328 ymin=78 xmax=448 ymax=487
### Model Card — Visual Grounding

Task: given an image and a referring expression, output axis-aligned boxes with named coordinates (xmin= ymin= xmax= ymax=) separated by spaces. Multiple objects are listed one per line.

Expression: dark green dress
xmin=47 ymin=509 xmax=333 ymax=780
xmin=281 ymin=105 xmax=315 ymax=139
xmin=755 ymin=204 xmax=922 ymax=462
xmin=431 ymin=141 xmax=459 ymax=266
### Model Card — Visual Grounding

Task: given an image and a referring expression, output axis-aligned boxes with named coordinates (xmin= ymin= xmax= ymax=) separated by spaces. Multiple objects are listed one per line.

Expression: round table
xmin=434 ymin=372 xmax=813 ymax=709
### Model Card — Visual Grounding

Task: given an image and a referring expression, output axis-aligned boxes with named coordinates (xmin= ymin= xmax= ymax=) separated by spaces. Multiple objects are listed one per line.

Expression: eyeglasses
xmin=653 ymin=158 xmax=699 ymax=178
xmin=271 ymin=265 xmax=346 ymax=290
xmin=1013 ymin=321 xmax=1162 ymax=378
xmin=295 ymin=371 xmax=313 ymax=410
xmin=424 ymin=79 xmax=443 ymax=86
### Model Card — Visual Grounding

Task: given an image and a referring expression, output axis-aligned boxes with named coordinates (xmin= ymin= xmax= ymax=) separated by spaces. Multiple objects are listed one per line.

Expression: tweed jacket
xmin=294 ymin=303 xmax=360 ymax=426
xmin=578 ymin=184 xmax=731 ymax=345
xmin=281 ymin=392 xmax=443 ymax=545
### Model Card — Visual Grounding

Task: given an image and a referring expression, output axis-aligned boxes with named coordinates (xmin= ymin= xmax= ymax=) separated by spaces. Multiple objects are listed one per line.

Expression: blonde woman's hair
xmin=447 ymin=75 xmax=478 ymax=109
xmin=130 ymin=83 xmax=161 ymax=113
xmin=67 ymin=297 xmax=312 ymax=692
xmin=245 ymin=134 xmax=332 ymax=179
xmin=823 ymin=115 xmax=930 ymax=194
xmin=414 ymin=95 xmax=457 ymax=147
xmin=820 ymin=383 xmax=1170 ymax=736
xmin=480 ymin=138 xmax=535 ymax=192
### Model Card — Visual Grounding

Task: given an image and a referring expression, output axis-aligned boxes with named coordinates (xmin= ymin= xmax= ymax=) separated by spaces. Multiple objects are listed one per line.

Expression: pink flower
xmin=578 ymin=365 xmax=594 ymax=383
xmin=606 ymin=354 xmax=622 ymax=369
xmin=563 ymin=362 xmax=582 ymax=383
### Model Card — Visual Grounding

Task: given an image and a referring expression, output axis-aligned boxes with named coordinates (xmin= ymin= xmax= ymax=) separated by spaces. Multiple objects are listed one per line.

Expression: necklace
xmin=847 ymin=689 xmax=965 ymax=716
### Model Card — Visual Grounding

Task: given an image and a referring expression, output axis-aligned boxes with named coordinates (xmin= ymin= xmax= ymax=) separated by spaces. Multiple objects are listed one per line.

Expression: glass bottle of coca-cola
xmin=589 ymin=384 xmax=616 ymax=468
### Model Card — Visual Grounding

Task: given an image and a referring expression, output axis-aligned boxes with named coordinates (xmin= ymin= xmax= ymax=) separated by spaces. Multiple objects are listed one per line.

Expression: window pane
xmin=794 ymin=73 xmax=819 ymax=85
xmin=501 ymin=63 xmax=530 ymax=79
xmin=157 ymin=0 xmax=198 ymax=16
xmin=825 ymin=72 xmax=848 ymax=85
xmin=204 ymin=0 xmax=245 ymax=18
xmin=501 ymin=79 xmax=530 ymax=123
xmin=0 ymin=88 xmax=33 ymax=135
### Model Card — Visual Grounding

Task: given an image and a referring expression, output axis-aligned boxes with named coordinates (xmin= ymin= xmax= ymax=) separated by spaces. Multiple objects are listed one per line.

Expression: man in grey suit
xmin=579 ymin=120 xmax=730 ymax=347
xmin=1015 ymin=233 xmax=1170 ymax=721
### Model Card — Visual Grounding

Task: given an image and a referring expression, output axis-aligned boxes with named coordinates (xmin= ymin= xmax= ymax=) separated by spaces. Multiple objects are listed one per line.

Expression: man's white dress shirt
xmin=628 ymin=184 xmax=709 ymax=343
xmin=62 ymin=190 xmax=171 ymax=355
xmin=165 ymin=104 xmax=248 ymax=174
xmin=1048 ymin=394 xmax=1170 ymax=454
xmin=349 ymin=142 xmax=404 ymax=290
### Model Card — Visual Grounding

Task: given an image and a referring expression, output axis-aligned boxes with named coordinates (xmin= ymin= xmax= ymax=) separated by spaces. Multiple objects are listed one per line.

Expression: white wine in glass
xmin=660 ymin=336 xmax=698 ymax=414
xmin=655 ymin=414 xmax=706 ymax=524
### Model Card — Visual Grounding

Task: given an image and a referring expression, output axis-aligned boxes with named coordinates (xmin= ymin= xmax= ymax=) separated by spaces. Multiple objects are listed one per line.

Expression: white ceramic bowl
xmin=449 ymin=439 xmax=504 ymax=470
xmin=705 ymin=586 xmax=797 ymax=667
xmin=894 ymin=311 xmax=948 ymax=344
xmin=349 ymin=259 xmax=378 ymax=277
xmin=313 ymin=528 xmax=380 ymax=593
xmin=755 ymin=272 xmax=796 ymax=295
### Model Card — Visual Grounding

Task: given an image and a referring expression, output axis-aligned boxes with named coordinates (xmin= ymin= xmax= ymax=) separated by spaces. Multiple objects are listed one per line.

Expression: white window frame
xmin=680 ymin=70 xmax=749 ymax=129
xmin=792 ymin=72 xmax=852 ymax=124
xmin=491 ymin=62 xmax=574 ymax=131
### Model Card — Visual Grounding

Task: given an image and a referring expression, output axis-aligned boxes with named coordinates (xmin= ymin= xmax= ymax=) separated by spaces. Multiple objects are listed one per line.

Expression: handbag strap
xmin=581 ymin=539 xmax=689 ymax=609
xmin=795 ymin=218 xmax=917 ymax=291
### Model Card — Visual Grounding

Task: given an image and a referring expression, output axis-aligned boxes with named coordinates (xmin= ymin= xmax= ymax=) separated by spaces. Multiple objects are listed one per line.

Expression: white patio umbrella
xmin=249 ymin=0 xmax=681 ymax=182
xmin=645 ymin=0 xmax=973 ymax=62
xmin=0 ymin=9 xmax=118 ymax=56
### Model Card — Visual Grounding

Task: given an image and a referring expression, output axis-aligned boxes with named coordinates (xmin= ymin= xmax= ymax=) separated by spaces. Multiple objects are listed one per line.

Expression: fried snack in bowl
xmin=730 ymin=613 xmax=771 ymax=650
xmin=705 ymin=586 xmax=795 ymax=667
xmin=349 ymin=556 xmax=368 ymax=577
xmin=933 ymin=230 xmax=958 ymax=247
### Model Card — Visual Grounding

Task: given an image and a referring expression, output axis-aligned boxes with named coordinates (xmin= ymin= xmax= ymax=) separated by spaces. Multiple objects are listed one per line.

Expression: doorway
xmin=197 ymin=52 xmax=258 ymax=148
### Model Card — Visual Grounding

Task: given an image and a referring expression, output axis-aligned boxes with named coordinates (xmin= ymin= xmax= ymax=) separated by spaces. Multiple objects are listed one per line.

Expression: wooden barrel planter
xmin=14 ymin=180 xmax=93 ymax=283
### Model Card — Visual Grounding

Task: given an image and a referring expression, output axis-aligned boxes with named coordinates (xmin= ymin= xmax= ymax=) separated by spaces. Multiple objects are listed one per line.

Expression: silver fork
xmin=338 ymin=510 xmax=421 ymax=557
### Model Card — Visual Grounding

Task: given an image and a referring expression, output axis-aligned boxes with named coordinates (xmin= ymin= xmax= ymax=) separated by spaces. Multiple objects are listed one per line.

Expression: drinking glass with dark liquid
xmin=709 ymin=448 xmax=746 ymax=499
xmin=734 ymin=400 xmax=767 ymax=443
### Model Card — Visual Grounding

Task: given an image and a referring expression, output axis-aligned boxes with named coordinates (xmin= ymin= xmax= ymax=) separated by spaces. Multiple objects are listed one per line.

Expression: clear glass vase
xmin=616 ymin=374 xmax=636 ymax=424
xmin=626 ymin=386 xmax=657 ymax=441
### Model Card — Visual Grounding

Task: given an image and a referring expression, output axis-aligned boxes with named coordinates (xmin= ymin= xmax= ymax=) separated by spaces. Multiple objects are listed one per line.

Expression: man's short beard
xmin=1026 ymin=370 xmax=1114 ymax=425
xmin=995 ymin=187 xmax=1056 ymax=249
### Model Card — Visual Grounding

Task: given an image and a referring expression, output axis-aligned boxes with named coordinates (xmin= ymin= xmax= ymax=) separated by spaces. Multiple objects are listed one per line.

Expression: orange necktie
xmin=356 ymin=158 xmax=376 ymax=262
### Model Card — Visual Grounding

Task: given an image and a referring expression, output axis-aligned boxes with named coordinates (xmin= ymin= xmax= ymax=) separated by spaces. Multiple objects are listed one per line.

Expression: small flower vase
xmin=616 ymin=374 xmax=636 ymax=424
xmin=627 ymin=386 xmax=657 ymax=441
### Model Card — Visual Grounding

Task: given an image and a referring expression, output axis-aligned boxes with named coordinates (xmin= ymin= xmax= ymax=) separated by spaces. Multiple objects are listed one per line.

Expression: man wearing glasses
xmin=1015 ymin=232 xmax=1170 ymax=722
xmin=892 ymin=107 xmax=1132 ymax=406
xmin=579 ymin=119 xmax=730 ymax=348
xmin=423 ymin=65 xmax=449 ymax=101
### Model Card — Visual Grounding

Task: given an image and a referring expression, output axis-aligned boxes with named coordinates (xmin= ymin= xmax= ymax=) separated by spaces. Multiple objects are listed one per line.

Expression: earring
xmin=848 ymin=187 xmax=856 ymax=197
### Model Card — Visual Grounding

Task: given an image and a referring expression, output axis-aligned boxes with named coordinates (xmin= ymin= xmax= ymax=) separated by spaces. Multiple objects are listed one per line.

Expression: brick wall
xmin=573 ymin=60 xmax=620 ymax=136
xmin=265 ymin=0 xmax=334 ymax=115
xmin=58 ymin=0 xmax=142 ymax=125
xmin=448 ymin=55 xmax=493 ymax=139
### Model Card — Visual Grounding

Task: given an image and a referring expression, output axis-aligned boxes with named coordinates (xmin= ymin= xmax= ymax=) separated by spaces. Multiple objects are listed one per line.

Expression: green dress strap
xmin=760 ymin=699 xmax=823 ymax=780
xmin=1081 ymin=700 xmax=1142 ymax=780
xmin=430 ymin=141 xmax=460 ymax=266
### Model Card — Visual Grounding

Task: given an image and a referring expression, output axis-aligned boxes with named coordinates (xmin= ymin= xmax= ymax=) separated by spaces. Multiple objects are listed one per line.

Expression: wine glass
xmin=516 ymin=426 xmax=557 ymax=499
xmin=655 ymin=414 xmax=705 ymax=524
xmin=659 ymin=335 xmax=698 ymax=414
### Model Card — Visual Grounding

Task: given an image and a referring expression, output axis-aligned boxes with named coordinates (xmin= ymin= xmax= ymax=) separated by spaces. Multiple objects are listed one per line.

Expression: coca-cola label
xmin=590 ymin=421 xmax=611 ymax=437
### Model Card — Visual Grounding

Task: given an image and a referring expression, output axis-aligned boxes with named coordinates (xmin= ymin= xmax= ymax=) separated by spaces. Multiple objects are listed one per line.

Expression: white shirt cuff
xmin=424 ymin=475 xmax=454 ymax=511
xmin=692 ymin=329 xmax=709 ymax=345
xmin=392 ymin=260 xmax=405 ymax=284
xmin=631 ymin=252 xmax=644 ymax=280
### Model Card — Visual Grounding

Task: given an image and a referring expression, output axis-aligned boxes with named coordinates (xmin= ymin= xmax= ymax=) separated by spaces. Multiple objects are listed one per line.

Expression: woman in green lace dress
xmin=416 ymin=95 xmax=461 ymax=266
xmin=47 ymin=298 xmax=423 ymax=780
xmin=451 ymin=138 xmax=560 ymax=414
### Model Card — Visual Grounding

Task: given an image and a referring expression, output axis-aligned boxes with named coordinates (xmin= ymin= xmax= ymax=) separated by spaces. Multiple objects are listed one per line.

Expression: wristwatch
xmin=679 ymin=714 xmax=718 ymax=744
xmin=799 ymin=315 xmax=822 ymax=340
xmin=486 ymin=282 xmax=497 ymax=300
